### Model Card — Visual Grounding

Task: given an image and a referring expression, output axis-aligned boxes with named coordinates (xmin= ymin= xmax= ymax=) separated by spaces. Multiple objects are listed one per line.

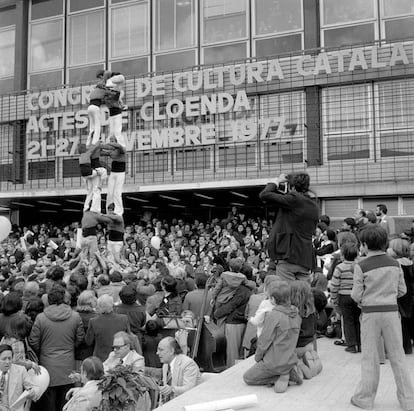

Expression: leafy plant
xmin=93 ymin=365 xmax=159 ymax=411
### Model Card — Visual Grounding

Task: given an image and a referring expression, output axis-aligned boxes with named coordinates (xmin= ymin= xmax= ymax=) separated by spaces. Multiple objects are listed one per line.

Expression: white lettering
xmin=314 ymin=52 xmax=332 ymax=74
xmin=266 ymin=59 xmax=284 ymax=80
xmin=349 ymin=48 xmax=368 ymax=71
xmin=296 ymin=55 xmax=313 ymax=76
xmin=390 ymin=43 xmax=409 ymax=66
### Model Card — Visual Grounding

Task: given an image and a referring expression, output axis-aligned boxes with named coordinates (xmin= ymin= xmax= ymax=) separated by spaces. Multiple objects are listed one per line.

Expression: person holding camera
xmin=259 ymin=172 xmax=319 ymax=282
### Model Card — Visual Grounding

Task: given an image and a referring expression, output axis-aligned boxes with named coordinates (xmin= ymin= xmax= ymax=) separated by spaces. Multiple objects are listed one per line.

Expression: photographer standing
xmin=260 ymin=172 xmax=319 ymax=282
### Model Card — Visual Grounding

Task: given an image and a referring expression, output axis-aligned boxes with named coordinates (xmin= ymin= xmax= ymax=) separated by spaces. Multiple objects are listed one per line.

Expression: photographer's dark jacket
xmin=260 ymin=183 xmax=319 ymax=270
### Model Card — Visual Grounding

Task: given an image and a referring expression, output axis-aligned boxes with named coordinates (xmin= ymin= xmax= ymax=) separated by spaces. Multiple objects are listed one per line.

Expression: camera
xmin=277 ymin=182 xmax=289 ymax=194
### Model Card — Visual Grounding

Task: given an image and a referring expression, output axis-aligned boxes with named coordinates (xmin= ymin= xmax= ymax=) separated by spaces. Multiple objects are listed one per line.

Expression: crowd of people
xmin=0 ymin=175 xmax=414 ymax=410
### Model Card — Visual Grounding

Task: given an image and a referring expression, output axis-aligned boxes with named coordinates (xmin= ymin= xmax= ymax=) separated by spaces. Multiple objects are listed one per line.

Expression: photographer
xmin=259 ymin=172 xmax=319 ymax=282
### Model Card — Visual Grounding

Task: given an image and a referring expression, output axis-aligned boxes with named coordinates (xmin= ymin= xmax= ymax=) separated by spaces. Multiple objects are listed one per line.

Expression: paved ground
xmin=155 ymin=336 xmax=414 ymax=411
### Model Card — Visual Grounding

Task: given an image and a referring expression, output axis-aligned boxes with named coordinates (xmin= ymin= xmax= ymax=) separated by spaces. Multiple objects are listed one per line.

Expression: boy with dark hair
xmin=243 ymin=281 xmax=303 ymax=393
xmin=350 ymin=225 xmax=414 ymax=411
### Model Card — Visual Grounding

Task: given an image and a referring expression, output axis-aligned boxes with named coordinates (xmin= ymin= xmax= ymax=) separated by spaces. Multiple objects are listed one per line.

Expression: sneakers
xmin=304 ymin=350 xmax=323 ymax=377
xmin=298 ymin=358 xmax=313 ymax=379
xmin=345 ymin=345 xmax=358 ymax=354
xmin=350 ymin=396 xmax=374 ymax=410
xmin=289 ymin=365 xmax=303 ymax=385
xmin=274 ymin=374 xmax=289 ymax=393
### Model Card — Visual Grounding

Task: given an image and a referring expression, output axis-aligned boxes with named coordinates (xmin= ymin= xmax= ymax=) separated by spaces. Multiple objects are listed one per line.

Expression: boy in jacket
xmin=350 ymin=225 xmax=414 ymax=411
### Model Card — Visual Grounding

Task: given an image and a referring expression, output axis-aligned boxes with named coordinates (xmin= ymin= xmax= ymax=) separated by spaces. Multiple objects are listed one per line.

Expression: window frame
xmin=201 ymin=0 xmax=249 ymax=47
xmin=0 ymin=25 xmax=16 ymax=79
xmin=322 ymin=83 xmax=374 ymax=163
xmin=320 ymin=0 xmax=378 ymax=48
xmin=28 ymin=16 xmax=65 ymax=75
xmin=374 ymin=79 xmax=414 ymax=160
xmin=251 ymin=0 xmax=304 ymax=42
xmin=67 ymin=8 xmax=106 ymax=68
xmin=109 ymin=0 xmax=150 ymax=61
xmin=153 ymin=0 xmax=197 ymax=54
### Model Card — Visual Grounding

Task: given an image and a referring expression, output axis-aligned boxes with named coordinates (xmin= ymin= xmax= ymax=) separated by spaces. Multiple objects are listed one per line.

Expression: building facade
xmin=1 ymin=0 xmax=414 ymax=223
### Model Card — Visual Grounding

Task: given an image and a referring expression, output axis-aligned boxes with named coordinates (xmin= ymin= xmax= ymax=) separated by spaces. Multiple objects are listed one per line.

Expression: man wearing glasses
xmin=103 ymin=331 xmax=144 ymax=373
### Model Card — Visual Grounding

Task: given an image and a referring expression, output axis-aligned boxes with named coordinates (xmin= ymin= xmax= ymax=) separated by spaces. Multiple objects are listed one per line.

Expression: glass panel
xmin=326 ymin=134 xmax=370 ymax=161
xmin=260 ymin=92 xmax=306 ymax=137
xmin=263 ymin=140 xmax=303 ymax=165
xmin=29 ymin=70 xmax=62 ymax=89
xmin=384 ymin=17 xmax=414 ymax=41
xmin=203 ymin=42 xmax=246 ymax=65
xmin=156 ymin=50 xmax=196 ymax=72
xmin=176 ymin=147 xmax=212 ymax=170
xmin=70 ymin=0 xmax=104 ymax=12
xmin=63 ymin=158 xmax=80 ymax=178
xmin=402 ymin=197 xmax=414 ymax=214
xmin=28 ymin=160 xmax=55 ymax=180
xmin=111 ymin=2 xmax=148 ymax=58
xmin=383 ymin=0 xmax=414 ymax=17
xmin=380 ymin=131 xmax=414 ymax=157
xmin=255 ymin=34 xmax=302 ymax=58
xmin=218 ymin=144 xmax=256 ymax=168
xmin=0 ymin=164 xmax=12 ymax=182
xmin=30 ymin=19 xmax=63 ymax=71
xmin=0 ymin=28 xmax=15 ymax=77
xmin=0 ymin=7 xmax=16 ymax=28
xmin=155 ymin=0 xmax=196 ymax=51
xmin=324 ymin=198 xmax=359 ymax=217
xmin=111 ymin=58 xmax=149 ymax=76
xmin=203 ymin=0 xmax=246 ymax=43
xmin=0 ymin=124 xmax=13 ymax=163
xmin=255 ymin=0 xmax=302 ymax=35
xmin=378 ymin=81 xmax=414 ymax=129
xmin=31 ymin=0 xmax=64 ymax=20
xmin=324 ymin=85 xmax=370 ymax=132
xmin=68 ymin=64 xmax=105 ymax=85
xmin=363 ymin=198 xmax=398 ymax=214
xmin=69 ymin=11 xmax=105 ymax=65
xmin=0 ymin=77 xmax=15 ymax=94
xmin=136 ymin=151 xmax=169 ymax=173
xmin=324 ymin=23 xmax=375 ymax=48
xmin=322 ymin=0 xmax=375 ymax=25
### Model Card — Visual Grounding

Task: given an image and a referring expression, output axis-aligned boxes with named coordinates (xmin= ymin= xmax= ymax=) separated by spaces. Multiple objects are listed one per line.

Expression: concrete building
xmin=0 ymin=0 xmax=414 ymax=226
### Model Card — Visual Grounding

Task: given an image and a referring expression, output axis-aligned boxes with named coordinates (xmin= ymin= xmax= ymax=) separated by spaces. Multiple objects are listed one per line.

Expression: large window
xmin=261 ymin=92 xmax=306 ymax=165
xmin=111 ymin=2 xmax=149 ymax=59
xmin=69 ymin=11 xmax=104 ymax=66
xmin=154 ymin=0 xmax=196 ymax=51
xmin=321 ymin=0 xmax=376 ymax=48
xmin=377 ymin=80 xmax=414 ymax=158
xmin=253 ymin=0 xmax=303 ymax=57
xmin=29 ymin=19 xmax=63 ymax=72
xmin=0 ymin=28 xmax=15 ymax=79
xmin=203 ymin=0 xmax=247 ymax=44
xmin=381 ymin=0 xmax=414 ymax=41
xmin=322 ymin=84 xmax=372 ymax=161
xmin=31 ymin=0 xmax=64 ymax=20
xmin=321 ymin=0 xmax=414 ymax=47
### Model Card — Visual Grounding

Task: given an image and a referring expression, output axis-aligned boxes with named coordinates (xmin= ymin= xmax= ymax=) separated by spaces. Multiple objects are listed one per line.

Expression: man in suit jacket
xmin=85 ymin=295 xmax=130 ymax=361
xmin=0 ymin=345 xmax=39 ymax=411
xmin=146 ymin=336 xmax=201 ymax=401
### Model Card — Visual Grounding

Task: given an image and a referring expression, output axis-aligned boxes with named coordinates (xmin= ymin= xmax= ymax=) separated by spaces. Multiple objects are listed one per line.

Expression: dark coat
xmin=75 ymin=311 xmax=98 ymax=361
xmin=214 ymin=285 xmax=251 ymax=324
xmin=29 ymin=304 xmax=84 ymax=387
xmin=85 ymin=312 xmax=130 ymax=361
xmin=115 ymin=303 xmax=146 ymax=336
xmin=260 ymin=183 xmax=319 ymax=270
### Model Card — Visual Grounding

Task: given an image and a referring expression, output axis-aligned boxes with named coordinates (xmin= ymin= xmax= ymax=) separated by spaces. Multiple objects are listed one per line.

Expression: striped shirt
xmin=330 ymin=260 xmax=355 ymax=305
